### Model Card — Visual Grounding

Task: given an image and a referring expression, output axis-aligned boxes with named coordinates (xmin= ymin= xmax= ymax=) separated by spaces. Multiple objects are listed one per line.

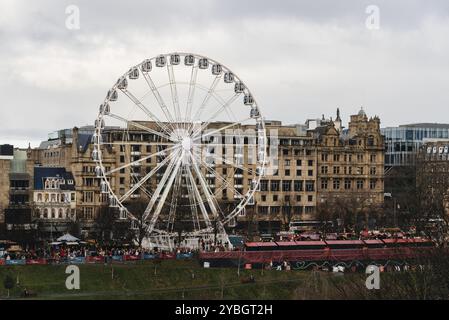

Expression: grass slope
xmin=0 ymin=260 xmax=314 ymax=300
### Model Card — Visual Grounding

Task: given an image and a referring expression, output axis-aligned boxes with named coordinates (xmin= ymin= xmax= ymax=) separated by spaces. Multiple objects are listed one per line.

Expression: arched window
xmin=368 ymin=135 xmax=375 ymax=147
xmin=51 ymin=208 xmax=56 ymax=219
xmin=59 ymin=209 xmax=64 ymax=219
xmin=37 ymin=193 xmax=43 ymax=202
xmin=44 ymin=209 xmax=48 ymax=219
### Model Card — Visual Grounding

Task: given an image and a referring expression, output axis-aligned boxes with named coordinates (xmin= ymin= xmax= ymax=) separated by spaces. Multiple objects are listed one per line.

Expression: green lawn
xmin=0 ymin=260 xmax=316 ymax=300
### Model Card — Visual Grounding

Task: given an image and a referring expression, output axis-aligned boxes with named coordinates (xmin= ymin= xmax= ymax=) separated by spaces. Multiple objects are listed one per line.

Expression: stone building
xmin=31 ymin=126 xmax=117 ymax=237
xmin=315 ymin=108 xmax=385 ymax=205
xmin=416 ymin=140 xmax=449 ymax=219
xmin=0 ymin=146 xmax=35 ymax=241
xmin=0 ymin=145 xmax=14 ymax=231
xmin=27 ymin=108 xmax=385 ymax=237
xmin=32 ymin=167 xmax=77 ymax=240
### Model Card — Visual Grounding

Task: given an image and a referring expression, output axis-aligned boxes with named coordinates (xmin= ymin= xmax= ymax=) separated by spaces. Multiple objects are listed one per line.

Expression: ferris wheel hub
xmin=181 ymin=137 xmax=193 ymax=152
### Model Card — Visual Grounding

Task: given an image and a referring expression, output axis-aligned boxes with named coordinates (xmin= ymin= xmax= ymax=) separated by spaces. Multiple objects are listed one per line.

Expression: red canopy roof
xmin=325 ymin=240 xmax=365 ymax=245
xmin=363 ymin=240 xmax=385 ymax=245
xmin=275 ymin=241 xmax=298 ymax=246
xmin=245 ymin=242 xmax=278 ymax=247
xmin=294 ymin=241 xmax=327 ymax=246
xmin=382 ymin=238 xmax=412 ymax=244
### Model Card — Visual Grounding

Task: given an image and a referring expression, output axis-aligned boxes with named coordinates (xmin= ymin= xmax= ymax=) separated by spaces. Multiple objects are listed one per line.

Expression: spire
xmin=336 ymin=108 xmax=341 ymax=121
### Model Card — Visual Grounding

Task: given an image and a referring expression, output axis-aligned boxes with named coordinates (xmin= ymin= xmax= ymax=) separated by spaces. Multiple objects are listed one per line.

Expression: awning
xmin=57 ymin=233 xmax=80 ymax=242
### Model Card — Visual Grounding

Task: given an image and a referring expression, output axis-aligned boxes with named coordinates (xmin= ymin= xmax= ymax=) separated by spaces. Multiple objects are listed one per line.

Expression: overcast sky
xmin=1 ymin=0 xmax=448 ymax=148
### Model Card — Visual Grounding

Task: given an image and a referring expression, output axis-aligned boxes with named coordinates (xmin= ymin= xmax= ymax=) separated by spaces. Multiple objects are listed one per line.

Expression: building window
xmin=270 ymin=206 xmax=280 ymax=214
xmin=296 ymin=169 xmax=302 ymax=176
xmin=370 ymin=179 xmax=377 ymax=189
xmin=84 ymin=191 xmax=94 ymax=203
xmin=285 ymin=169 xmax=290 ymax=176
xmin=273 ymin=195 xmax=278 ymax=202
xmin=296 ymin=160 xmax=302 ymax=166
xmin=294 ymin=206 xmax=303 ymax=214
xmin=260 ymin=180 xmax=268 ymax=192
xmin=270 ymin=180 xmax=280 ymax=192
xmin=357 ymin=180 xmax=364 ymax=190
xmin=284 ymin=159 xmax=291 ymax=166
xmin=308 ymin=160 xmax=314 ymax=166
xmin=282 ymin=180 xmax=291 ymax=192
xmin=321 ymin=166 xmax=328 ymax=174
xmin=296 ymin=195 xmax=301 ymax=202
xmin=333 ymin=166 xmax=340 ymax=174
xmin=84 ymin=207 xmax=94 ymax=220
xmin=261 ymin=195 xmax=267 ymax=202
xmin=294 ymin=180 xmax=303 ymax=192
xmin=344 ymin=179 xmax=351 ymax=190
xmin=308 ymin=170 xmax=313 ymax=176
xmin=305 ymin=181 xmax=315 ymax=192
xmin=333 ymin=179 xmax=341 ymax=190
xmin=308 ymin=195 xmax=313 ymax=202
xmin=370 ymin=167 xmax=376 ymax=175
xmin=259 ymin=206 xmax=269 ymax=215
xmin=321 ymin=179 xmax=328 ymax=190
xmin=321 ymin=153 xmax=328 ymax=161
xmin=305 ymin=206 xmax=314 ymax=213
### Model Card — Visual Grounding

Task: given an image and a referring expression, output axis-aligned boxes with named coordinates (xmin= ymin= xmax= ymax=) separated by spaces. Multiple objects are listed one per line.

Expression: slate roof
xmin=34 ymin=167 xmax=76 ymax=191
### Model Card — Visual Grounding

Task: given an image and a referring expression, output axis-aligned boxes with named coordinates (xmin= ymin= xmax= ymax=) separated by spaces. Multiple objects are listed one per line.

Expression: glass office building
xmin=382 ymin=124 xmax=449 ymax=166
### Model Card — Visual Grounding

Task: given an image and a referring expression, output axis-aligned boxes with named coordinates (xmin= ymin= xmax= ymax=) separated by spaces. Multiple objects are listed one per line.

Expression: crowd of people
xmin=1 ymin=242 xmax=212 ymax=262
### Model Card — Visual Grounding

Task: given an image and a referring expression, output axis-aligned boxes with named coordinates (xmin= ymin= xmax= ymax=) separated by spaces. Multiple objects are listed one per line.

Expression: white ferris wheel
xmin=92 ymin=53 xmax=267 ymax=247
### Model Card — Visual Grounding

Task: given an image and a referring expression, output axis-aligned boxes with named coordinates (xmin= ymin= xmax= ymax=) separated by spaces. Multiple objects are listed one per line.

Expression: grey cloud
xmin=1 ymin=0 xmax=449 ymax=148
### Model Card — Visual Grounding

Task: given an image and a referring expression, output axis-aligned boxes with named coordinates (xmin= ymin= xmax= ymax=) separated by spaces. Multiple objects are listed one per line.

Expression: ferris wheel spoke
xmin=185 ymin=66 xmax=198 ymax=128
xmin=146 ymin=151 xmax=184 ymax=235
xmin=142 ymin=149 xmax=181 ymax=223
xmin=119 ymin=150 xmax=177 ymax=202
xmin=189 ymin=153 xmax=223 ymax=224
xmin=186 ymin=173 xmax=201 ymax=232
xmin=203 ymin=153 xmax=256 ymax=176
xmin=104 ymin=144 xmax=179 ymax=176
xmin=192 ymin=117 xmax=252 ymax=142
xmin=107 ymin=112 xmax=174 ymax=142
xmin=192 ymin=153 xmax=246 ymax=199
xmin=101 ymin=141 xmax=173 ymax=147
xmin=141 ymin=72 xmax=178 ymax=133
xmin=167 ymin=64 xmax=182 ymax=126
xmin=192 ymin=73 xmax=223 ymax=123
xmin=120 ymin=89 xmax=172 ymax=136
xmin=167 ymin=169 xmax=182 ymax=232
xmin=191 ymin=93 xmax=241 ymax=136
xmin=186 ymin=165 xmax=212 ymax=231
